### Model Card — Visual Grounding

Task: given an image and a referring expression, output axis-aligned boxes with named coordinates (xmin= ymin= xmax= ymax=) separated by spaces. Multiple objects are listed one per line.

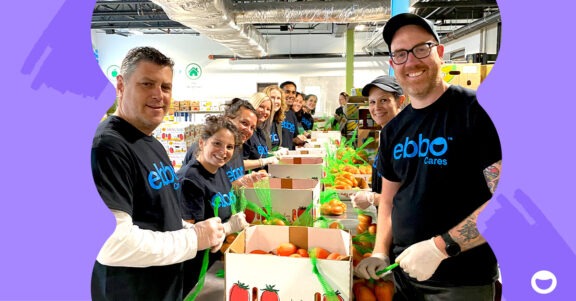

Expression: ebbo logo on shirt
xmin=148 ymin=162 xmax=180 ymax=190
xmin=393 ymin=134 xmax=449 ymax=164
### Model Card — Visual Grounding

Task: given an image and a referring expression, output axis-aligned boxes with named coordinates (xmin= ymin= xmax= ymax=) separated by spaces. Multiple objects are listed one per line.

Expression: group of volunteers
xmin=90 ymin=13 xmax=502 ymax=301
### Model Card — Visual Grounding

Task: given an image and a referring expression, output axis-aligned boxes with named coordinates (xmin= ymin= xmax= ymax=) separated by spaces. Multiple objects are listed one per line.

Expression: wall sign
xmin=186 ymin=63 xmax=202 ymax=80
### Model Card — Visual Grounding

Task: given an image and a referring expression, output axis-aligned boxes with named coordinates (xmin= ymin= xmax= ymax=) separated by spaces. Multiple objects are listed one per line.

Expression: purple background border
xmin=1 ymin=0 xmax=574 ymax=299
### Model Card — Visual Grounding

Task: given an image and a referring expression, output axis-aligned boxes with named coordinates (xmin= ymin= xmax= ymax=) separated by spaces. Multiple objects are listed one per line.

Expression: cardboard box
xmin=480 ymin=64 xmax=494 ymax=82
xmin=269 ymin=157 xmax=325 ymax=180
xmin=442 ymin=63 xmax=482 ymax=90
xmin=243 ymin=178 xmax=320 ymax=223
xmin=289 ymin=148 xmax=327 ymax=157
xmin=357 ymin=129 xmax=380 ymax=151
xmin=225 ymin=225 xmax=352 ymax=301
xmin=310 ymin=130 xmax=341 ymax=142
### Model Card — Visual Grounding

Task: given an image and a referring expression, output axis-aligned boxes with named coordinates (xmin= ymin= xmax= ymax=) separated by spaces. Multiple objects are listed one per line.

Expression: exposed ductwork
xmin=363 ymin=12 xmax=501 ymax=54
xmin=234 ymin=0 xmax=389 ymax=24
xmin=441 ymin=12 xmax=501 ymax=43
xmin=150 ymin=0 xmax=390 ymax=58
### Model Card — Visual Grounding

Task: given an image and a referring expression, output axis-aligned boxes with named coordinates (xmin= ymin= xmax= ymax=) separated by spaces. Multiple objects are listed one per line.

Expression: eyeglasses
xmin=390 ymin=42 xmax=438 ymax=65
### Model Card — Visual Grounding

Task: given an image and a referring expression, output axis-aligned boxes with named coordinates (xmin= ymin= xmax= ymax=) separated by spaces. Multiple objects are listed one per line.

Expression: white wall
xmin=442 ymin=23 xmax=499 ymax=59
xmin=92 ymin=24 xmax=499 ymax=117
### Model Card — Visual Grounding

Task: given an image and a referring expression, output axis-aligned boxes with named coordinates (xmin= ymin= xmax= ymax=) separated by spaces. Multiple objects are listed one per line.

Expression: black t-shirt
xmin=178 ymin=157 xmax=236 ymax=294
xmin=243 ymin=127 xmax=269 ymax=160
xmin=300 ymin=111 xmax=314 ymax=131
xmin=270 ymin=122 xmax=282 ymax=150
xmin=223 ymin=150 xmax=245 ymax=183
xmin=91 ymin=116 xmax=184 ymax=301
xmin=281 ymin=110 xmax=299 ymax=150
xmin=376 ymin=85 xmax=502 ymax=286
xmin=371 ymin=152 xmax=383 ymax=194
xmin=179 ymin=159 xmax=234 ymax=222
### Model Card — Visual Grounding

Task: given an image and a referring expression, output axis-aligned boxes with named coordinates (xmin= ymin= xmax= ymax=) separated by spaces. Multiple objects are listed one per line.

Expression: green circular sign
xmin=106 ymin=65 xmax=120 ymax=79
xmin=186 ymin=63 xmax=202 ymax=80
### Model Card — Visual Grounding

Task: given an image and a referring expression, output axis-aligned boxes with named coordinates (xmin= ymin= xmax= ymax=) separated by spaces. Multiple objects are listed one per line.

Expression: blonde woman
xmin=263 ymin=85 xmax=287 ymax=151
xmin=243 ymin=92 xmax=277 ymax=171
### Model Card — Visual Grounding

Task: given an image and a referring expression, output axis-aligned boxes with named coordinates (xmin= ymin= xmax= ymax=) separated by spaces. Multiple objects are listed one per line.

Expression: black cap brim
xmin=361 ymin=76 xmax=403 ymax=97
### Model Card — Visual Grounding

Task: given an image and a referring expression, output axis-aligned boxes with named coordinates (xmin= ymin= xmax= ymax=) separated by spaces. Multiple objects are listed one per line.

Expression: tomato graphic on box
xmin=229 ymin=281 xmax=250 ymax=301
xmin=323 ymin=290 xmax=344 ymax=301
xmin=260 ymin=284 xmax=279 ymax=301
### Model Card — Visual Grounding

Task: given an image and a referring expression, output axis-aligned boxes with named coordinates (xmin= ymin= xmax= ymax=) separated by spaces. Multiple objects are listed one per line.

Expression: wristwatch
xmin=441 ymin=232 xmax=461 ymax=257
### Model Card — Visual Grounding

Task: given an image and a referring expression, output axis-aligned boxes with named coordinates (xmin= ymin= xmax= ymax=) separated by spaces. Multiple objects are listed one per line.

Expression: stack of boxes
xmin=152 ymin=122 xmax=201 ymax=170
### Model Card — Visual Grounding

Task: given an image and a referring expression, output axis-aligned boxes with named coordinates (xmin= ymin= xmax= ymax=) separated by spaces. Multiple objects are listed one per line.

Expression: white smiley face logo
xmin=531 ymin=270 xmax=557 ymax=294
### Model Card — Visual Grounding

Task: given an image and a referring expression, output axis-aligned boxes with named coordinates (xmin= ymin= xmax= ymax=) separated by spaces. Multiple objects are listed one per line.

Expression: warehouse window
xmin=449 ymin=48 xmax=466 ymax=62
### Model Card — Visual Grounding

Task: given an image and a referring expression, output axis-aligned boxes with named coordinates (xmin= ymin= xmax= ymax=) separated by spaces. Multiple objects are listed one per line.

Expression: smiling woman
xmin=177 ymin=114 xmax=249 ymax=294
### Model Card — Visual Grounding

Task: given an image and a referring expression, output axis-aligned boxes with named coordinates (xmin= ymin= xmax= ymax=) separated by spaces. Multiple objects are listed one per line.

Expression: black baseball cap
xmin=383 ymin=13 xmax=440 ymax=50
xmin=362 ymin=75 xmax=403 ymax=97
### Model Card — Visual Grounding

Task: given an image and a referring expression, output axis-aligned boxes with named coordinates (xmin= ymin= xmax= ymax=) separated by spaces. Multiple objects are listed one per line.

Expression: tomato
xmin=297 ymin=206 xmax=307 ymax=217
xmin=260 ymin=284 xmax=279 ymax=301
xmin=368 ymin=224 xmax=377 ymax=235
xmin=374 ymin=280 xmax=394 ymax=301
xmin=296 ymin=248 xmax=309 ymax=257
xmin=277 ymin=242 xmax=297 ymax=256
xmin=357 ymin=223 xmax=368 ymax=234
xmin=353 ymin=282 xmax=376 ymax=301
xmin=229 ymin=281 xmax=250 ymax=301
xmin=244 ymin=209 xmax=255 ymax=223
xmin=226 ymin=233 xmax=238 ymax=244
xmin=330 ymin=206 xmax=344 ymax=215
xmin=309 ymin=247 xmax=330 ymax=259
xmin=358 ymin=214 xmax=372 ymax=226
xmin=329 ymin=221 xmax=344 ymax=229
xmin=250 ymin=249 xmax=269 ymax=254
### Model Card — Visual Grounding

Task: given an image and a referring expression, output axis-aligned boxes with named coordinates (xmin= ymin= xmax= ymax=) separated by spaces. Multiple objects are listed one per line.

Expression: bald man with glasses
xmin=355 ymin=13 xmax=503 ymax=301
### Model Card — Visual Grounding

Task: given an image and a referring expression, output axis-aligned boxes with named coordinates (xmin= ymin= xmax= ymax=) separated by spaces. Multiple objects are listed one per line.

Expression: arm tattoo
xmin=483 ymin=160 xmax=502 ymax=194
xmin=457 ymin=217 xmax=480 ymax=243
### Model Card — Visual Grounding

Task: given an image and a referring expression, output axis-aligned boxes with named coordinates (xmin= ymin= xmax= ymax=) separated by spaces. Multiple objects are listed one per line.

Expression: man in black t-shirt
xmin=354 ymin=14 xmax=502 ymax=300
xmin=90 ymin=47 xmax=226 ymax=301
xmin=280 ymin=81 xmax=305 ymax=149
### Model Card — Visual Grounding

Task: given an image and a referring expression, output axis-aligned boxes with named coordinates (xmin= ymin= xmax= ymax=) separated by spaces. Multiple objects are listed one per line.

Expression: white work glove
xmin=354 ymin=252 xmax=391 ymax=280
xmin=223 ymin=212 xmax=250 ymax=234
xmin=272 ymin=147 xmax=289 ymax=159
xmin=395 ymin=237 xmax=448 ymax=281
xmin=237 ymin=172 xmax=268 ymax=188
xmin=296 ymin=134 xmax=308 ymax=141
xmin=351 ymin=191 xmax=375 ymax=210
xmin=261 ymin=156 xmax=279 ymax=166
xmin=193 ymin=217 xmax=226 ymax=253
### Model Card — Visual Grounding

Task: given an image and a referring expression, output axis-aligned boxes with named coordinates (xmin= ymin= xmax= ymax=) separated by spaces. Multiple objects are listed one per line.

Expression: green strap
xmin=184 ymin=197 xmax=221 ymax=301
xmin=309 ymin=249 xmax=338 ymax=301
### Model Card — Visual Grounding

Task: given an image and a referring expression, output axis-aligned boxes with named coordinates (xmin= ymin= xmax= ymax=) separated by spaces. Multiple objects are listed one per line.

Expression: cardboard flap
xmin=227 ymin=228 xmax=246 ymax=254
xmin=289 ymin=226 xmax=309 ymax=250
xmin=280 ymin=178 xmax=293 ymax=189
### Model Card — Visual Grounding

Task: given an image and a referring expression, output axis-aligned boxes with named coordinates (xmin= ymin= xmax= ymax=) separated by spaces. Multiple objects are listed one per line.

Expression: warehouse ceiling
xmin=92 ymin=0 xmax=500 ymax=57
